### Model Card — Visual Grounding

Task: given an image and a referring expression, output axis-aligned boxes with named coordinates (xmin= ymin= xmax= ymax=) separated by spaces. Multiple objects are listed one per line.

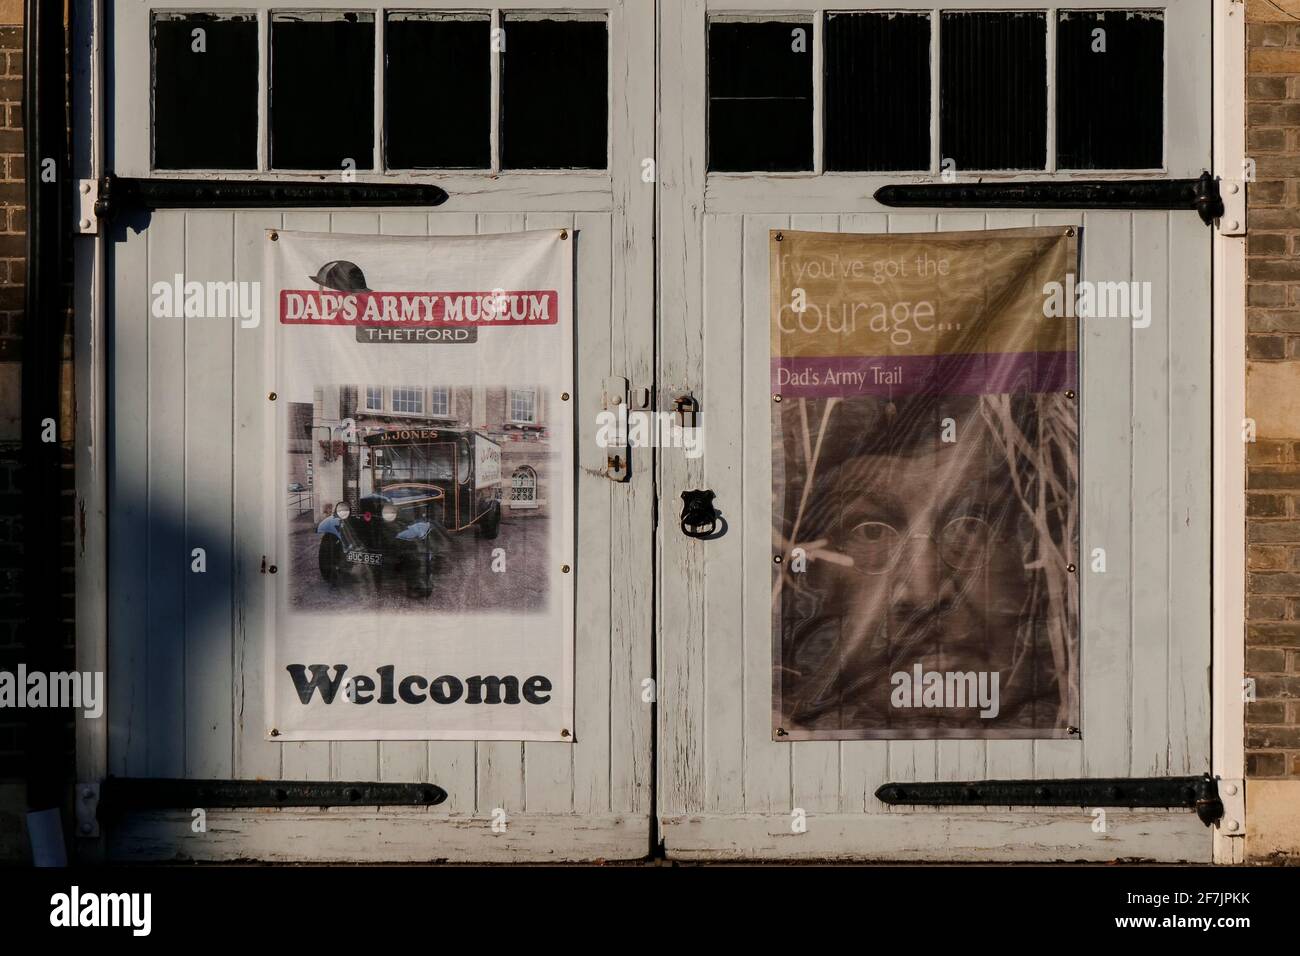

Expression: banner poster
xmin=771 ymin=226 xmax=1080 ymax=740
xmin=267 ymin=229 xmax=574 ymax=741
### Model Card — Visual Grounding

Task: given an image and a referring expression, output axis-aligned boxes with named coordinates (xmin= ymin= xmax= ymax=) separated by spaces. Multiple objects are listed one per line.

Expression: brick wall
xmin=1246 ymin=0 xmax=1300 ymax=782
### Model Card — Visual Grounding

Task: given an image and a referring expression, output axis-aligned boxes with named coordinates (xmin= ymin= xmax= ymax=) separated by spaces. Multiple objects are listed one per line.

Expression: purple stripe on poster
xmin=772 ymin=351 xmax=1078 ymax=398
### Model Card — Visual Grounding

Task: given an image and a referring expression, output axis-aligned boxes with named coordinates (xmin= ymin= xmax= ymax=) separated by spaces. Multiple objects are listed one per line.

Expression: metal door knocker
xmin=680 ymin=489 xmax=720 ymax=539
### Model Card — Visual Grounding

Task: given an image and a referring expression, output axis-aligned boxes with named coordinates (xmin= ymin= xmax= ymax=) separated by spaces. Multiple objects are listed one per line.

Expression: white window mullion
xmin=490 ymin=8 xmax=502 ymax=174
xmin=259 ymin=8 xmax=270 ymax=171
xmin=930 ymin=10 xmax=941 ymax=177
xmin=1046 ymin=8 xmax=1057 ymax=173
xmin=374 ymin=6 xmax=386 ymax=172
xmin=812 ymin=11 xmax=824 ymax=174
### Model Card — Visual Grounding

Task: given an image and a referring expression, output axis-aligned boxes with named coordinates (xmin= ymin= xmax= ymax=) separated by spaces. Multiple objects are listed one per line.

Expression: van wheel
xmin=406 ymin=553 xmax=434 ymax=599
xmin=318 ymin=535 xmax=345 ymax=587
xmin=478 ymin=501 xmax=502 ymax=540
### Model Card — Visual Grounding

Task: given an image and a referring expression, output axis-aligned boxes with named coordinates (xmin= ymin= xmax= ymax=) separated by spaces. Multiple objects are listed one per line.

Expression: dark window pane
xmin=271 ymin=13 xmax=374 ymax=170
xmin=709 ymin=21 xmax=813 ymax=172
xmin=385 ymin=14 xmax=490 ymax=169
xmin=940 ymin=12 xmax=1046 ymax=171
xmin=152 ymin=14 xmax=258 ymax=169
xmin=1057 ymin=11 xmax=1163 ymax=169
xmin=825 ymin=13 xmax=930 ymax=172
xmin=501 ymin=18 xmax=607 ymax=169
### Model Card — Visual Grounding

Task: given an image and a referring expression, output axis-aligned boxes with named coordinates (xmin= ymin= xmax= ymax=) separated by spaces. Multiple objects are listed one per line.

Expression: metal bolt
xmin=560 ymin=229 xmax=568 ymax=240
xmin=775 ymin=232 xmax=784 ymax=242
xmin=77 ymin=218 xmax=90 ymax=230
xmin=1224 ymin=782 xmax=1239 ymax=796
xmin=773 ymin=554 xmax=783 ymax=564
xmin=773 ymin=394 xmax=782 ymax=403
xmin=269 ymin=565 xmax=278 ymax=574
xmin=561 ymin=564 xmax=570 ymax=573
xmin=1067 ymin=726 xmax=1080 ymax=735
xmin=776 ymin=727 xmax=788 ymax=736
xmin=1227 ymin=183 xmax=1240 ymax=195
xmin=561 ymin=729 xmax=571 ymax=738
xmin=561 ymin=392 xmax=570 ymax=401
xmin=79 ymin=181 xmax=90 ymax=194
xmin=1226 ymin=220 xmax=1240 ymax=231
xmin=268 ymin=392 xmax=277 ymax=401
xmin=270 ymin=231 xmax=279 ymax=241
xmin=1225 ymin=820 xmax=1240 ymax=833
xmin=1065 ymin=227 xmax=1075 ymax=237
xmin=1065 ymin=389 xmax=1075 ymax=399
xmin=1067 ymin=563 xmax=1076 ymax=573
xmin=270 ymin=728 xmax=280 ymax=737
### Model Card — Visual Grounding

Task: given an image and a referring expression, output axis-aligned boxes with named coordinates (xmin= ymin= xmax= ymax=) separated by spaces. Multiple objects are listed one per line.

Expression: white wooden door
xmin=658 ymin=0 xmax=1215 ymax=861
xmin=103 ymin=0 xmax=654 ymax=862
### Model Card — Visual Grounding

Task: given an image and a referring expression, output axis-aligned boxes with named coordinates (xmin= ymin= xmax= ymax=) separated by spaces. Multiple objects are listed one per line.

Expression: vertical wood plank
xmin=608 ymin=0 xmax=657 ymax=820
xmin=742 ymin=213 xmax=792 ymax=813
xmin=183 ymin=211 xmax=236 ymax=779
xmin=1130 ymin=212 xmax=1171 ymax=776
xmin=1167 ymin=217 xmax=1213 ymax=774
xmin=571 ymin=211 xmax=614 ymax=816
xmin=147 ymin=211 xmax=188 ymax=778
xmin=1077 ymin=211 xmax=1133 ymax=780
xmin=108 ymin=214 xmax=151 ymax=777
xmin=278 ymin=211 xmax=333 ymax=782
xmin=232 ymin=210 xmax=282 ymax=781
xmin=703 ymin=213 xmax=745 ymax=812
xmin=658 ymin=0 xmax=709 ymax=818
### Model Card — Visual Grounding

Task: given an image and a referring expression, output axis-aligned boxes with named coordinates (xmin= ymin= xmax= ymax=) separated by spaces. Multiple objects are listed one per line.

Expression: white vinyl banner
xmin=266 ymin=229 xmax=574 ymax=741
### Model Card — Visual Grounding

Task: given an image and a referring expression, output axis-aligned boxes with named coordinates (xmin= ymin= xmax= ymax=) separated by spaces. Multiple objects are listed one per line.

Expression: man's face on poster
xmin=789 ymin=401 xmax=1034 ymax=725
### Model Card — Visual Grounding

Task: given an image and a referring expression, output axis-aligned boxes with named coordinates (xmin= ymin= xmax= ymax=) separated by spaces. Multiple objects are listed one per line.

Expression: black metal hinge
xmin=90 ymin=173 xmax=449 ymax=225
xmin=98 ymin=777 xmax=448 ymax=815
xmin=874 ymin=170 xmax=1224 ymax=227
xmin=875 ymin=774 xmax=1224 ymax=827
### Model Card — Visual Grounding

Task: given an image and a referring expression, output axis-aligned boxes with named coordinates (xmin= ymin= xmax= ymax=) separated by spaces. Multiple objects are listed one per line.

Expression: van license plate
xmin=345 ymin=550 xmax=383 ymax=566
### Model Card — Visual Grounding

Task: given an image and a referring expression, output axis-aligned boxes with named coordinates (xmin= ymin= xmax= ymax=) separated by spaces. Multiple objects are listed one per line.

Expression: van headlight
xmin=382 ymin=503 xmax=397 ymax=523
xmin=335 ymin=501 xmax=351 ymax=520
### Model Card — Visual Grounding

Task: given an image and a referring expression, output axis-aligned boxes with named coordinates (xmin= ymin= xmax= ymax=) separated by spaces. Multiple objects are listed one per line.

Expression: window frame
xmin=364 ymin=385 xmax=383 ymax=412
xmin=146 ymin=3 xmax=613 ymax=177
xmin=704 ymin=4 xmax=1170 ymax=182
xmin=390 ymin=386 xmax=425 ymax=416
xmin=508 ymin=387 xmax=539 ymax=425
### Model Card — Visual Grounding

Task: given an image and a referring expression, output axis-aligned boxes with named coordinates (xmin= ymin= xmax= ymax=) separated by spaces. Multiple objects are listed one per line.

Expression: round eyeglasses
xmin=842 ymin=515 xmax=995 ymax=574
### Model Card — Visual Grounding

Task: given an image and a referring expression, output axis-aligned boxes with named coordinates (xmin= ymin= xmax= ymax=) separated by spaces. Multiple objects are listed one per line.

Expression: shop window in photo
xmin=708 ymin=20 xmax=813 ymax=172
xmin=152 ymin=13 xmax=258 ymax=169
xmin=511 ymin=466 xmax=538 ymax=509
xmin=501 ymin=16 xmax=608 ymax=169
xmin=270 ymin=11 xmax=375 ymax=170
xmin=385 ymin=12 xmax=491 ymax=169
xmin=825 ymin=12 xmax=931 ymax=172
xmin=509 ymin=388 xmax=538 ymax=425
xmin=391 ymin=387 xmax=424 ymax=415
xmin=1056 ymin=10 xmax=1164 ymax=169
xmin=940 ymin=11 xmax=1047 ymax=171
